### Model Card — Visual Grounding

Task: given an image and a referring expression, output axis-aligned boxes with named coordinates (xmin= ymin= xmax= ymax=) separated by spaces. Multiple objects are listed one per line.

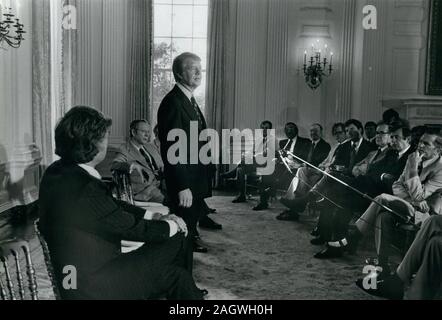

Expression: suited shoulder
xmin=298 ymin=136 xmax=312 ymax=144
xmin=40 ymin=161 xmax=101 ymax=208
xmin=158 ymin=86 xmax=182 ymax=113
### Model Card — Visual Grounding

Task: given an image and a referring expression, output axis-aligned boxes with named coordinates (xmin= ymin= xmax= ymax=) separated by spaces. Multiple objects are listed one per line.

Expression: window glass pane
xmin=172 ymin=5 xmax=193 ymax=37
xmin=193 ymin=5 xmax=207 ymax=38
xmin=193 ymin=71 xmax=206 ymax=111
xmin=153 ymin=0 xmax=208 ymax=121
xmin=194 ymin=0 xmax=208 ymax=5
xmin=153 ymin=70 xmax=174 ymax=103
xmin=192 ymin=38 xmax=207 ymax=67
xmin=154 ymin=4 xmax=172 ymax=37
xmin=173 ymin=0 xmax=192 ymax=4
xmin=172 ymin=38 xmax=193 ymax=55
xmin=153 ymin=38 xmax=173 ymax=70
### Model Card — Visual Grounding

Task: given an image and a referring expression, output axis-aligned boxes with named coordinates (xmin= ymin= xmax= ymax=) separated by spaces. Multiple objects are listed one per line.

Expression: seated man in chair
xmin=39 ymin=106 xmax=203 ymax=300
xmin=345 ymin=130 xmax=442 ymax=273
xmin=112 ymin=119 xmax=165 ymax=204
xmin=220 ymin=120 xmax=274 ymax=203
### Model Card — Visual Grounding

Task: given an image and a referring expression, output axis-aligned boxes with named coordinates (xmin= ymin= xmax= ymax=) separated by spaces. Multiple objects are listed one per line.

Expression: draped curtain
xmin=32 ymin=0 xmax=52 ymax=167
xmin=127 ymin=0 xmax=153 ymax=122
xmin=206 ymin=0 xmax=237 ymax=184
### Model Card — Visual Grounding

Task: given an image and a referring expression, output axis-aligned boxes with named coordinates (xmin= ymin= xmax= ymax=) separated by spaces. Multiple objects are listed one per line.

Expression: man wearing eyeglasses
xmin=112 ymin=119 xmax=165 ymax=203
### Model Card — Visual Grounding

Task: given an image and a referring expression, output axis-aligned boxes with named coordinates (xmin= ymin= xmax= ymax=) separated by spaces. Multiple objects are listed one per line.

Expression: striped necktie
xmin=190 ymin=96 xmax=203 ymax=128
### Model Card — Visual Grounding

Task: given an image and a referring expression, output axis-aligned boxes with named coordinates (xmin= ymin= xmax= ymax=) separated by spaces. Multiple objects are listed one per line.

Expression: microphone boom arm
xmin=281 ymin=150 xmax=411 ymax=223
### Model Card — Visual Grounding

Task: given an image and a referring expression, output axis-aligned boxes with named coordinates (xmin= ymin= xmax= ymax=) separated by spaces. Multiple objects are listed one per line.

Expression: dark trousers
xmin=259 ymin=163 xmax=293 ymax=204
xmin=318 ymin=207 xmax=353 ymax=242
xmin=66 ymin=234 xmax=202 ymax=300
xmin=313 ymin=174 xmax=355 ymax=241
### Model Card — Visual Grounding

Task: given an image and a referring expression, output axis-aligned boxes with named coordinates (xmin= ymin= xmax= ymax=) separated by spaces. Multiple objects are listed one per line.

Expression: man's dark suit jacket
xmin=333 ymin=139 xmax=376 ymax=171
xmin=39 ymin=161 xmax=171 ymax=299
xmin=376 ymin=146 xmax=415 ymax=192
xmin=279 ymin=136 xmax=312 ymax=161
xmin=157 ymin=85 xmax=211 ymax=202
xmin=307 ymin=139 xmax=331 ymax=167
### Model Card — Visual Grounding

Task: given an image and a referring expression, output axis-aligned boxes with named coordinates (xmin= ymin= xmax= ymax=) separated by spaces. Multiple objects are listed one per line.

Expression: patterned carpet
xmin=194 ymin=192 xmax=380 ymax=300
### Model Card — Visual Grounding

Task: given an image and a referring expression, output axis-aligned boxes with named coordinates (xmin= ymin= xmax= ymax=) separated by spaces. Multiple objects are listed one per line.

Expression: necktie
xmin=139 ymin=147 xmax=157 ymax=171
xmin=263 ymin=137 xmax=268 ymax=157
xmin=348 ymin=143 xmax=357 ymax=171
xmin=190 ymin=96 xmax=203 ymax=128
xmin=372 ymin=148 xmax=382 ymax=163
xmin=418 ymin=162 xmax=423 ymax=176
xmin=307 ymin=142 xmax=316 ymax=163
xmin=285 ymin=139 xmax=293 ymax=151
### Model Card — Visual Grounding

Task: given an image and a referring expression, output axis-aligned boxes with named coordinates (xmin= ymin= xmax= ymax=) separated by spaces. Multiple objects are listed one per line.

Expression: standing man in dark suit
xmin=39 ymin=106 xmax=202 ymax=300
xmin=253 ymin=122 xmax=311 ymax=211
xmin=157 ymin=52 xmax=219 ymax=254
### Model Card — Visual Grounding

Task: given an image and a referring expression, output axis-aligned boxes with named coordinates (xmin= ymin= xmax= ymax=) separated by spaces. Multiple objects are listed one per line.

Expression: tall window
xmin=152 ymin=0 xmax=208 ymax=125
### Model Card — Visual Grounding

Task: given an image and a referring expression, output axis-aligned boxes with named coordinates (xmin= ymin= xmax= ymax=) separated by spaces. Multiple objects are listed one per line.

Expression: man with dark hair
xmin=383 ymin=108 xmax=400 ymax=124
xmin=112 ymin=119 xmax=165 ymax=203
xmin=39 ymin=106 xmax=203 ymax=300
xmin=158 ymin=52 xmax=219 ymax=255
xmin=364 ymin=121 xmax=377 ymax=147
xmin=253 ymin=122 xmax=311 ymax=211
xmin=411 ymin=125 xmax=427 ymax=150
xmin=221 ymin=120 xmax=274 ymax=203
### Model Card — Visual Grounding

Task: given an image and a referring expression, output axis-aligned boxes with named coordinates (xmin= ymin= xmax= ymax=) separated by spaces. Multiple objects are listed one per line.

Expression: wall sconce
xmin=0 ymin=6 xmax=26 ymax=49
xmin=303 ymin=40 xmax=333 ymax=90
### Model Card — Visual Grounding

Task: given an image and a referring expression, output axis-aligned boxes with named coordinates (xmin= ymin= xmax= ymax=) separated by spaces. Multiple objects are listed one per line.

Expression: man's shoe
xmin=314 ymin=245 xmax=344 ymax=259
xmin=232 ymin=195 xmax=247 ymax=203
xmin=253 ymin=202 xmax=269 ymax=211
xmin=199 ymin=288 xmax=209 ymax=296
xmin=310 ymin=227 xmax=320 ymax=237
xmin=281 ymin=197 xmax=308 ymax=213
xmin=193 ymin=237 xmax=208 ymax=253
xmin=199 ymin=216 xmax=222 ymax=230
xmin=355 ymin=273 xmax=404 ymax=300
xmin=364 ymin=258 xmax=392 ymax=276
xmin=276 ymin=210 xmax=299 ymax=221
xmin=208 ymin=208 xmax=217 ymax=214
xmin=310 ymin=237 xmax=325 ymax=245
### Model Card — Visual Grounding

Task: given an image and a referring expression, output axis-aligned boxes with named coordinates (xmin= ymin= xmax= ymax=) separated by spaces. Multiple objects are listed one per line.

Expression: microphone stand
xmin=279 ymin=150 xmax=412 ymax=224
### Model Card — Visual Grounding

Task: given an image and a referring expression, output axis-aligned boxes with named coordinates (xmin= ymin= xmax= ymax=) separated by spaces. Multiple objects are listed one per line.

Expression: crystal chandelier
xmin=0 ymin=7 xmax=26 ymax=49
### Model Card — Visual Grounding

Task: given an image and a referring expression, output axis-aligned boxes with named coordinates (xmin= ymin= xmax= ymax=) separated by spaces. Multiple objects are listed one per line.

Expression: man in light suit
xmin=346 ymin=130 xmax=442 ymax=273
xmin=112 ymin=119 xmax=165 ymax=203
xmin=157 ymin=52 xmax=219 ymax=254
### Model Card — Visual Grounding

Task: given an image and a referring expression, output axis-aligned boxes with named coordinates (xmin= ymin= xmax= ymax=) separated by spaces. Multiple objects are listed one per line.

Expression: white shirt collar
xmin=312 ymin=139 xmax=321 ymax=146
xmin=398 ymin=145 xmax=411 ymax=159
xmin=176 ymin=82 xmax=193 ymax=102
xmin=380 ymin=145 xmax=388 ymax=152
xmin=78 ymin=164 xmax=102 ymax=180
